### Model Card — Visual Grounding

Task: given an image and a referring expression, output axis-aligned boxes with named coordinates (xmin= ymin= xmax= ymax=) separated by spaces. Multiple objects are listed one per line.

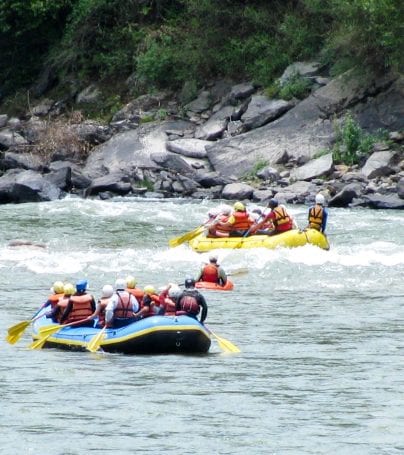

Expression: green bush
xmin=332 ymin=112 xmax=388 ymax=165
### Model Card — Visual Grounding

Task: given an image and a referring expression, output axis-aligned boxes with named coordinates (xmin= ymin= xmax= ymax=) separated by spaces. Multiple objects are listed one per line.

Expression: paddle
xmin=169 ymin=224 xmax=206 ymax=248
xmin=29 ymin=318 xmax=92 ymax=350
xmin=86 ymin=326 xmax=107 ymax=353
xmin=6 ymin=310 xmax=47 ymax=345
xmin=204 ymin=324 xmax=240 ymax=353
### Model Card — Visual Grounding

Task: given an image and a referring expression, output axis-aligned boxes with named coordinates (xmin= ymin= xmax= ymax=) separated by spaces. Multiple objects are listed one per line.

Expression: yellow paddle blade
xmin=6 ymin=332 xmax=24 ymax=345
xmin=39 ymin=324 xmax=63 ymax=337
xmin=6 ymin=320 xmax=31 ymax=340
xmin=169 ymin=225 xmax=205 ymax=248
xmin=29 ymin=333 xmax=53 ymax=350
xmin=206 ymin=326 xmax=241 ymax=353
xmin=87 ymin=327 xmax=106 ymax=352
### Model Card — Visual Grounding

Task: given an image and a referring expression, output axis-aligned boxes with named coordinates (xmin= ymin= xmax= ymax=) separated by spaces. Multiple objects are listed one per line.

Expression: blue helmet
xmin=267 ymin=198 xmax=278 ymax=208
xmin=76 ymin=279 xmax=88 ymax=293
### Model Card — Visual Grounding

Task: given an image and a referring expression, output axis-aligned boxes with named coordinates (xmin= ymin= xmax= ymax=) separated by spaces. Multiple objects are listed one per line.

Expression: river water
xmin=0 ymin=197 xmax=403 ymax=454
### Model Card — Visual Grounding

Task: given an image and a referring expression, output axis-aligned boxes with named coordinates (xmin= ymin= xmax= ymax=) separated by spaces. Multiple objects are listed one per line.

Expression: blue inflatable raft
xmin=32 ymin=307 xmax=211 ymax=355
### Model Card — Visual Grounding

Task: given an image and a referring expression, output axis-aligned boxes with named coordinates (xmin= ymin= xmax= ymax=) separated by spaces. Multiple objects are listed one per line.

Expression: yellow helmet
xmin=233 ymin=201 xmax=245 ymax=211
xmin=63 ymin=283 xmax=75 ymax=296
xmin=126 ymin=275 xmax=137 ymax=289
xmin=143 ymin=285 xmax=155 ymax=295
xmin=52 ymin=281 xmax=65 ymax=294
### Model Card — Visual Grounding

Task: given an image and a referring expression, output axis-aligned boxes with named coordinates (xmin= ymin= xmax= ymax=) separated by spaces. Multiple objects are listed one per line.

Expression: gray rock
xmin=76 ymin=84 xmax=101 ymax=104
xmin=241 ymin=96 xmax=293 ymax=130
xmin=193 ymin=171 xmax=230 ymax=188
xmin=185 ymin=91 xmax=212 ymax=114
xmin=291 ymin=153 xmax=333 ymax=181
xmin=397 ymin=177 xmax=404 ymax=199
xmin=256 ymin=166 xmax=280 ymax=182
xmin=151 ymin=152 xmax=194 ymax=175
xmin=0 ymin=129 xmax=28 ymax=148
xmin=0 ymin=151 xmax=45 ymax=172
xmin=44 ymin=167 xmax=72 ymax=191
xmin=361 ymin=151 xmax=395 ymax=179
xmin=195 ymin=106 xmax=234 ymax=140
xmin=86 ymin=173 xmax=132 ymax=196
xmin=0 ymin=114 xmax=8 ymax=128
xmin=279 ymin=62 xmax=322 ymax=86
xmin=221 ymin=182 xmax=254 ymax=200
xmin=228 ymin=82 xmax=256 ymax=102
xmin=360 ymin=193 xmax=404 ymax=209
xmin=166 ymin=138 xmax=210 ymax=158
xmin=329 ymin=183 xmax=363 ymax=207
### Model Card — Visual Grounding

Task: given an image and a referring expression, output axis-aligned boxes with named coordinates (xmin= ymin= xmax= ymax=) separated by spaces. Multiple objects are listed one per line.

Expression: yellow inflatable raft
xmin=188 ymin=228 xmax=330 ymax=252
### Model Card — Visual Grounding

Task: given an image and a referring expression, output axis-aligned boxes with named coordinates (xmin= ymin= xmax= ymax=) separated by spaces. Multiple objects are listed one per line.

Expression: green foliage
xmin=244 ymin=159 xmax=269 ymax=180
xmin=332 ymin=112 xmax=389 ymax=165
xmin=1 ymin=0 xmax=402 ymax=108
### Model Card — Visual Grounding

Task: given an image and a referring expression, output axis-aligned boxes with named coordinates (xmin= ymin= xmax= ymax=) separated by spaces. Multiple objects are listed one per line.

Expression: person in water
xmin=60 ymin=279 xmax=96 ymax=327
xmin=105 ymin=279 xmax=139 ymax=328
xmin=91 ymin=284 xmax=114 ymax=328
xmin=176 ymin=278 xmax=208 ymax=323
xmin=252 ymin=199 xmax=294 ymax=235
xmin=196 ymin=255 xmax=227 ymax=285
xmin=307 ymin=193 xmax=328 ymax=233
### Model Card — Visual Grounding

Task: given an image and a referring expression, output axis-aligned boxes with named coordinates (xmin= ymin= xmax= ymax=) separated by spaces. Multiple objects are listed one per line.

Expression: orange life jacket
xmin=214 ymin=215 xmax=232 ymax=234
xmin=201 ymin=263 xmax=219 ymax=283
xmin=96 ymin=297 xmax=110 ymax=326
xmin=308 ymin=205 xmax=323 ymax=231
xmin=114 ymin=291 xmax=134 ymax=318
xmin=65 ymin=294 xmax=94 ymax=324
xmin=231 ymin=211 xmax=252 ymax=231
xmin=127 ymin=287 xmax=144 ymax=304
xmin=272 ymin=206 xmax=293 ymax=231
xmin=47 ymin=293 xmax=64 ymax=308
xmin=140 ymin=294 xmax=160 ymax=317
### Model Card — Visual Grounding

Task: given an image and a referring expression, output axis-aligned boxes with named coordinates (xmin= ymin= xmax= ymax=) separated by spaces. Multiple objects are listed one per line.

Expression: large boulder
xmin=398 ymin=177 xmax=404 ymax=199
xmin=290 ymin=153 xmax=333 ymax=181
xmin=166 ymin=138 xmax=210 ymax=158
xmin=83 ymin=120 xmax=192 ymax=179
xmin=241 ymin=96 xmax=293 ymax=130
xmin=361 ymin=151 xmax=395 ymax=179
xmin=221 ymin=182 xmax=255 ymax=200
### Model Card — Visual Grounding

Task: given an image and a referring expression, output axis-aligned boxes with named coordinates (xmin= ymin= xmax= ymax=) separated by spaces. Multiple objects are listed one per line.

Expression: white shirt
xmin=105 ymin=291 xmax=139 ymax=324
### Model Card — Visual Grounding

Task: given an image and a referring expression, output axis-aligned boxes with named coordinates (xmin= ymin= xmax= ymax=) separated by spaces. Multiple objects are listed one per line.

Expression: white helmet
xmin=102 ymin=284 xmax=114 ymax=298
xmin=115 ymin=279 xmax=126 ymax=291
xmin=315 ymin=193 xmax=325 ymax=205
xmin=168 ymin=285 xmax=181 ymax=299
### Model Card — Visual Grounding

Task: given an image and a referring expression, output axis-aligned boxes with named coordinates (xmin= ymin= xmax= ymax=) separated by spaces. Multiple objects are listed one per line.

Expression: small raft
xmin=195 ymin=280 xmax=234 ymax=291
xmin=32 ymin=307 xmax=211 ymax=355
xmin=188 ymin=228 xmax=329 ymax=252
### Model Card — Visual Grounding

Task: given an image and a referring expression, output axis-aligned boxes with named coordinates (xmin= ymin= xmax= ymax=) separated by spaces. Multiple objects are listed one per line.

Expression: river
xmin=1 ymin=197 xmax=403 ymax=454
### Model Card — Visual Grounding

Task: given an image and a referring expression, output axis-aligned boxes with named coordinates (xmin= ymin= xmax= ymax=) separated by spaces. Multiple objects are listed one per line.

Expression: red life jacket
xmin=272 ymin=206 xmax=293 ymax=232
xmin=231 ymin=211 xmax=252 ymax=231
xmin=308 ymin=205 xmax=323 ymax=231
xmin=178 ymin=292 xmax=200 ymax=315
xmin=127 ymin=287 xmax=144 ymax=304
xmin=201 ymin=264 xmax=219 ymax=283
xmin=114 ymin=291 xmax=133 ymax=318
xmin=96 ymin=297 xmax=110 ymax=326
xmin=65 ymin=294 xmax=94 ymax=323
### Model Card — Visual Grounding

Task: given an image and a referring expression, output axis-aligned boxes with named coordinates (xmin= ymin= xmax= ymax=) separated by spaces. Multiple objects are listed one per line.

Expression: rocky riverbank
xmin=0 ymin=62 xmax=403 ymax=208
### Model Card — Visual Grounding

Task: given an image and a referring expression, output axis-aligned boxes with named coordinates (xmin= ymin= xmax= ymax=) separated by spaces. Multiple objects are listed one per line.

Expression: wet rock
xmin=329 ymin=183 xmax=363 ymax=207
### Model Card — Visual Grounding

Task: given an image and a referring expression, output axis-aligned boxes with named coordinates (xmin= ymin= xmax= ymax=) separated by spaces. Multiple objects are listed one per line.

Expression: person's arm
xmin=218 ymin=266 xmax=227 ymax=284
xmin=321 ymin=209 xmax=328 ymax=233
xmin=105 ymin=297 xmax=116 ymax=327
xmin=60 ymin=300 xmax=72 ymax=323
xmin=197 ymin=293 xmax=208 ymax=323
xmin=195 ymin=266 xmax=205 ymax=282
xmin=130 ymin=294 xmax=140 ymax=313
xmin=134 ymin=295 xmax=151 ymax=318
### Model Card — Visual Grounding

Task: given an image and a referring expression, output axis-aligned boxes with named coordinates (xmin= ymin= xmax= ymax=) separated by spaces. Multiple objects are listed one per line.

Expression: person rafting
xmin=213 ymin=201 xmax=254 ymax=237
xmin=176 ymin=278 xmax=208 ymax=323
xmin=105 ymin=279 xmax=139 ymax=328
xmin=91 ymin=284 xmax=114 ymax=328
xmin=307 ymin=193 xmax=328 ymax=233
xmin=60 ymin=279 xmax=96 ymax=327
xmin=48 ymin=282 xmax=75 ymax=323
xmin=252 ymin=199 xmax=294 ymax=235
xmin=207 ymin=206 xmax=232 ymax=237
xmin=196 ymin=255 xmax=227 ymax=285
xmin=44 ymin=281 xmax=65 ymax=309
xmin=134 ymin=285 xmax=161 ymax=318
xmin=125 ymin=275 xmax=144 ymax=304
xmin=158 ymin=283 xmax=181 ymax=316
